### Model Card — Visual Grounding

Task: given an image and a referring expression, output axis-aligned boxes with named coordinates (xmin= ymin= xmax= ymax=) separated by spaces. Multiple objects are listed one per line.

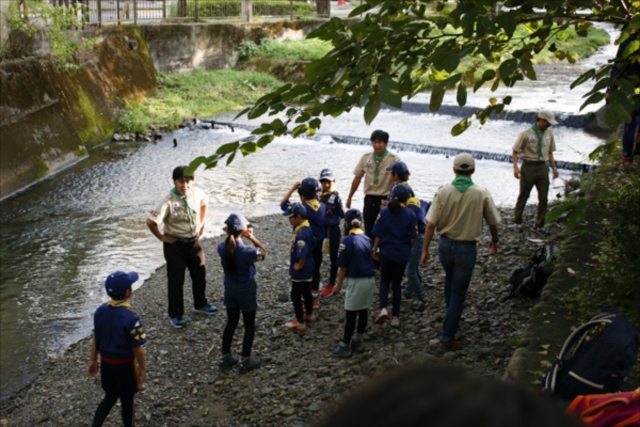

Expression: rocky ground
xmin=0 ymin=206 xmax=565 ymax=427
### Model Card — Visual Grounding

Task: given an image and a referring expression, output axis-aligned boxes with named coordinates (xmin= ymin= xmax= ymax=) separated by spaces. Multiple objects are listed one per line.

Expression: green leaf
xmin=622 ymin=40 xmax=640 ymax=59
xmin=579 ymin=92 xmax=605 ymax=112
xmin=185 ymin=156 xmax=208 ymax=176
xmin=256 ymin=135 xmax=274 ymax=148
xmin=441 ymin=52 xmax=460 ymax=73
xmin=234 ymin=107 xmax=251 ymax=120
xmin=216 ymin=142 xmax=240 ymax=155
xmin=457 ymin=83 xmax=467 ymax=107
xmin=247 ymin=103 xmax=268 ymax=120
xmin=364 ymin=96 xmax=381 ymax=124
xmin=499 ymin=59 xmax=518 ymax=80
xmin=570 ymin=69 xmax=596 ymax=89
xmin=604 ymin=102 xmax=632 ymax=130
xmin=291 ymin=124 xmax=307 ymax=138
xmin=503 ymin=95 xmax=512 ymax=105
xmin=226 ymin=151 xmax=236 ymax=166
xmin=451 ymin=118 xmax=471 ymax=136
xmin=481 ymin=69 xmax=496 ymax=82
xmin=521 ymin=59 xmax=537 ymax=80
xmin=430 ymin=85 xmax=445 ymax=112
xmin=379 ymin=77 xmax=402 ymax=108
xmin=240 ymin=142 xmax=259 ymax=156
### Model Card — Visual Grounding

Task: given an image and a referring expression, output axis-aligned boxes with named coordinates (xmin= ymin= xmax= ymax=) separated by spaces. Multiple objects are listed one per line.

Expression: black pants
xmin=222 ymin=307 xmax=256 ymax=358
xmin=363 ymin=195 xmax=386 ymax=241
xmin=344 ymin=309 xmax=368 ymax=344
xmin=327 ymin=224 xmax=341 ymax=284
xmin=311 ymin=242 xmax=323 ymax=292
xmin=163 ymin=240 xmax=208 ymax=319
xmin=92 ymin=393 xmax=134 ymax=427
xmin=291 ymin=280 xmax=313 ymax=322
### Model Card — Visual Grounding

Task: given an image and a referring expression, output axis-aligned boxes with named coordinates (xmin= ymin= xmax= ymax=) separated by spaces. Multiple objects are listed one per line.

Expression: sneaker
xmin=332 ymin=343 xmax=352 ymax=358
xmin=313 ymin=299 xmax=320 ymax=309
xmin=311 ymin=291 xmax=319 ymax=300
xmin=621 ymin=156 xmax=633 ymax=166
xmin=374 ymin=308 xmax=388 ymax=324
xmin=171 ymin=317 xmax=186 ymax=328
xmin=238 ymin=357 xmax=261 ymax=375
xmin=218 ymin=353 xmax=239 ymax=371
xmin=285 ymin=319 xmax=307 ymax=333
xmin=195 ymin=304 xmax=218 ymax=315
xmin=390 ymin=316 xmax=400 ymax=327
xmin=303 ymin=313 xmax=317 ymax=323
xmin=320 ymin=284 xmax=335 ymax=297
xmin=350 ymin=340 xmax=364 ymax=353
xmin=440 ymin=340 xmax=462 ymax=352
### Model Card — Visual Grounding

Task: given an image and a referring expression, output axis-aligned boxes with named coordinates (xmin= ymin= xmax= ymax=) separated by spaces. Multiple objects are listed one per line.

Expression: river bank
xmin=1 ymin=205 xmax=566 ymax=426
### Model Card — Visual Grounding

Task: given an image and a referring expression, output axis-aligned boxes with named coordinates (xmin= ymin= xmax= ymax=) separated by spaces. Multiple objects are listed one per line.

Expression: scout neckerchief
xmin=291 ymin=220 xmax=311 ymax=250
xmin=305 ymin=199 xmax=322 ymax=212
xmin=348 ymin=228 xmax=364 ymax=235
xmin=452 ymin=175 xmax=474 ymax=193
xmin=108 ymin=299 xmax=131 ymax=308
xmin=531 ymin=124 xmax=545 ymax=158
xmin=171 ymin=188 xmax=196 ymax=225
xmin=372 ymin=149 xmax=389 ymax=185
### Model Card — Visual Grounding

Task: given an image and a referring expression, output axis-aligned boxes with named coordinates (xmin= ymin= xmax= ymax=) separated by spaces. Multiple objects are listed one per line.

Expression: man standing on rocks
xmin=346 ymin=130 xmax=400 ymax=240
xmin=512 ymin=110 xmax=559 ymax=233
xmin=421 ymin=153 xmax=501 ymax=352
xmin=146 ymin=166 xmax=217 ymax=329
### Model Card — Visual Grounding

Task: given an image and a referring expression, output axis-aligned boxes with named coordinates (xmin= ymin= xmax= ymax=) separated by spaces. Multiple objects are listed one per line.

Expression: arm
xmin=146 ymin=218 xmax=176 ymax=244
xmin=281 ymin=181 xmax=301 ymax=205
xmin=244 ymin=228 xmax=266 ymax=253
xmin=87 ymin=338 xmax=99 ymax=377
xmin=132 ymin=345 xmax=146 ymax=384
xmin=488 ymin=224 xmax=499 ymax=255
xmin=372 ymin=236 xmax=381 ymax=261
xmin=346 ymin=175 xmax=362 ymax=209
xmin=421 ymin=222 xmax=437 ymax=266
xmin=293 ymin=257 xmax=306 ymax=271
xmin=198 ymin=204 xmax=207 ymax=237
xmin=333 ymin=267 xmax=347 ymax=293
xmin=548 ymin=152 xmax=559 ymax=179
xmin=512 ymin=150 xmax=520 ymax=179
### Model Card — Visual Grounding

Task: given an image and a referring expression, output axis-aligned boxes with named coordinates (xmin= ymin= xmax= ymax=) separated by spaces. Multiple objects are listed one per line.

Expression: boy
xmin=318 ymin=168 xmax=345 ymax=298
xmin=283 ymin=202 xmax=315 ymax=333
xmin=87 ymin=271 xmax=147 ymax=427
xmin=281 ymin=178 xmax=326 ymax=306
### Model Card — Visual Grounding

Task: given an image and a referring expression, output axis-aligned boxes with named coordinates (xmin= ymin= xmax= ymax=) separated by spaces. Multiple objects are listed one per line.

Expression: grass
xmin=117 ymin=69 xmax=283 ymax=133
xmin=249 ymin=37 xmax=334 ymax=61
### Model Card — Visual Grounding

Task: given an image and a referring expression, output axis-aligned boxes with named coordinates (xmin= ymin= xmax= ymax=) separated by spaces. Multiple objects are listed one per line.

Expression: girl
xmin=217 ymin=213 xmax=266 ymax=374
xmin=371 ymin=184 xmax=417 ymax=327
xmin=332 ymin=209 xmax=375 ymax=357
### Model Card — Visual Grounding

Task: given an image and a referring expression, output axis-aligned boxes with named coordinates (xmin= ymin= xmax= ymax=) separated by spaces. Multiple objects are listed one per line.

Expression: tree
xmin=187 ymin=0 xmax=640 ymax=172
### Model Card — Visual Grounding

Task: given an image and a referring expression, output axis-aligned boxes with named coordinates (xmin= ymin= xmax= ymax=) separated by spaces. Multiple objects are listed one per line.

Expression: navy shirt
xmin=320 ymin=190 xmax=345 ymax=226
xmin=337 ymin=230 xmax=375 ymax=278
xmin=94 ymin=301 xmax=147 ymax=360
xmin=217 ymin=239 xmax=266 ymax=287
xmin=289 ymin=222 xmax=315 ymax=281
xmin=406 ymin=196 xmax=429 ymax=235
xmin=372 ymin=206 xmax=418 ymax=264
xmin=281 ymin=199 xmax=326 ymax=243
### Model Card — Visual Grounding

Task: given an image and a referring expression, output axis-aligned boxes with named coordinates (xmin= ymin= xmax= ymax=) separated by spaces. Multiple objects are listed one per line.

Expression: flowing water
xmin=0 ymin=23 xmax=618 ymax=399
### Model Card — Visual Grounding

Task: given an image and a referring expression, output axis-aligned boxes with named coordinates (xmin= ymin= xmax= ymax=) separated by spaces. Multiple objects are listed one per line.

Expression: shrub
xmin=170 ymin=0 xmax=316 ymax=18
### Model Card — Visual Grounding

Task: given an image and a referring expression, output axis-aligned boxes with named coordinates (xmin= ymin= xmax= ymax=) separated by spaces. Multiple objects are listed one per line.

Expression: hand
xmin=87 ymin=360 xmax=98 ymax=377
xmin=138 ymin=367 xmax=146 ymax=384
xmin=489 ymin=240 xmax=498 ymax=255
xmin=381 ymin=199 xmax=389 ymax=207
xmin=293 ymin=262 xmax=302 ymax=271
xmin=372 ymin=249 xmax=380 ymax=261
xmin=333 ymin=284 xmax=342 ymax=294
xmin=346 ymin=197 xmax=352 ymax=209
xmin=291 ymin=181 xmax=301 ymax=191
xmin=161 ymin=234 xmax=176 ymax=244
xmin=243 ymin=228 xmax=253 ymax=238
xmin=513 ymin=168 xmax=521 ymax=179
xmin=552 ymin=169 xmax=559 ymax=179
xmin=420 ymin=250 xmax=430 ymax=266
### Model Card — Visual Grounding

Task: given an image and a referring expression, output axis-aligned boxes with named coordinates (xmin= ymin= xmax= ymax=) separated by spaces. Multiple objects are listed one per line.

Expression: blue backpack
xmin=543 ymin=312 xmax=639 ymax=401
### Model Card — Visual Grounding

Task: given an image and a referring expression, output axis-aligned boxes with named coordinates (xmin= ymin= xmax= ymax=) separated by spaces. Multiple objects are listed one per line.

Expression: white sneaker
xmin=374 ymin=308 xmax=389 ymax=324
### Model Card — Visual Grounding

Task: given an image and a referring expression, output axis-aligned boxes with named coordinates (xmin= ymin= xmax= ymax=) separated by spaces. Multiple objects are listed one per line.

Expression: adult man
xmin=512 ymin=110 xmax=559 ymax=232
xmin=146 ymin=166 xmax=217 ymax=329
xmin=421 ymin=153 xmax=501 ymax=351
xmin=346 ymin=130 xmax=400 ymax=240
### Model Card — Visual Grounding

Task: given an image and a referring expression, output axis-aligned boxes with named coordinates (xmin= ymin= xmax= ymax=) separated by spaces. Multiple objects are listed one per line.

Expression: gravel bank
xmin=0 ymin=206 xmax=564 ymax=427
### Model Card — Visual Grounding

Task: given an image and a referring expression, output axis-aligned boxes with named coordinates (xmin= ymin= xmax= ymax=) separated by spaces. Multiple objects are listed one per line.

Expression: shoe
xmin=171 ymin=317 xmax=186 ymax=328
xmin=621 ymin=156 xmax=633 ymax=166
xmin=350 ymin=340 xmax=364 ymax=353
xmin=238 ymin=357 xmax=261 ymax=375
xmin=374 ymin=308 xmax=388 ymax=324
xmin=313 ymin=299 xmax=320 ymax=309
xmin=311 ymin=291 xmax=319 ymax=300
xmin=195 ymin=304 xmax=217 ymax=315
xmin=320 ymin=284 xmax=335 ymax=297
xmin=285 ymin=319 xmax=307 ymax=333
xmin=390 ymin=316 xmax=400 ymax=327
xmin=332 ymin=343 xmax=352 ymax=358
xmin=218 ymin=353 xmax=239 ymax=371
xmin=440 ymin=340 xmax=462 ymax=352
xmin=304 ymin=313 xmax=317 ymax=323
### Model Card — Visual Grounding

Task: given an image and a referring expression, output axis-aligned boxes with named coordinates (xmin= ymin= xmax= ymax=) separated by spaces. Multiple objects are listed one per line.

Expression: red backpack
xmin=567 ymin=388 xmax=640 ymax=427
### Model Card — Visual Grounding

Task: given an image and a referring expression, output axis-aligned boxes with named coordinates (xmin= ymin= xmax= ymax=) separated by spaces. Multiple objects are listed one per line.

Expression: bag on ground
xmin=504 ymin=244 xmax=554 ymax=300
xmin=567 ymin=388 xmax=640 ymax=427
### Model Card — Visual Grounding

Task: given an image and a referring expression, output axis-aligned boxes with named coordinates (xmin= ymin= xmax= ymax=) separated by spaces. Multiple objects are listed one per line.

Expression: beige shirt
xmin=353 ymin=151 xmax=400 ymax=196
xmin=427 ymin=183 xmax=501 ymax=242
xmin=512 ymin=127 xmax=556 ymax=162
xmin=148 ymin=187 xmax=208 ymax=239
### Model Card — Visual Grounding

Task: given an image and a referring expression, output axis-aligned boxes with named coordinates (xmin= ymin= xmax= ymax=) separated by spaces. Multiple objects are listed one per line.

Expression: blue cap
xmin=105 ymin=271 xmax=139 ymax=299
xmin=319 ymin=168 xmax=335 ymax=181
xmin=299 ymin=177 xmax=320 ymax=193
xmin=391 ymin=183 xmax=412 ymax=203
xmin=386 ymin=161 xmax=409 ymax=175
xmin=344 ymin=209 xmax=362 ymax=223
xmin=282 ymin=202 xmax=308 ymax=218
xmin=225 ymin=213 xmax=248 ymax=231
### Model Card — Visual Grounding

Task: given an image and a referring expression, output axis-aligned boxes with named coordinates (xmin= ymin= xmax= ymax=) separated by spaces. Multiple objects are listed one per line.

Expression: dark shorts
xmin=100 ymin=358 xmax=141 ymax=397
xmin=224 ymin=279 xmax=258 ymax=312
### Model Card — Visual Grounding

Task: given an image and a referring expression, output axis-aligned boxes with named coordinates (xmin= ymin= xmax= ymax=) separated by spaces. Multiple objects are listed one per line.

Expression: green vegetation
xmin=239 ymin=37 xmax=334 ymax=61
xmin=117 ymin=69 xmax=282 ymax=133
xmin=170 ymin=0 xmax=316 ymax=18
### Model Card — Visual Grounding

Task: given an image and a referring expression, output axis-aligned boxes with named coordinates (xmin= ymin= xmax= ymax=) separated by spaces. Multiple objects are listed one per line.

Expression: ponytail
xmin=224 ymin=228 xmax=243 ymax=277
xmin=389 ymin=199 xmax=403 ymax=214
xmin=343 ymin=218 xmax=363 ymax=235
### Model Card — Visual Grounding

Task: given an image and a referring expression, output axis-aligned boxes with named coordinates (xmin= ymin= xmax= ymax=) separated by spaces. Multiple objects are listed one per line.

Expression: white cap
xmin=453 ymin=153 xmax=475 ymax=171
xmin=538 ymin=109 xmax=558 ymax=125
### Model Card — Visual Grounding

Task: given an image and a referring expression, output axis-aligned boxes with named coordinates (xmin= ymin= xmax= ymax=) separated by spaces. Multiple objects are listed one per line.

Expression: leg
xmin=119 ymin=394 xmax=135 ymax=427
xmin=328 ymin=224 xmax=341 ymax=284
xmin=163 ymin=242 xmax=187 ymax=319
xmin=290 ymin=281 xmax=304 ymax=322
xmin=311 ymin=243 xmax=323 ymax=293
xmin=301 ymin=282 xmax=314 ymax=315
xmin=186 ymin=240 xmax=208 ymax=309
xmin=363 ymin=195 xmax=382 ymax=241
xmin=240 ymin=310 xmax=256 ymax=358
xmin=222 ymin=307 xmax=241 ymax=355
xmin=92 ymin=392 xmax=119 ymax=427
xmin=404 ymin=234 xmax=425 ymax=298
xmin=378 ymin=254 xmax=392 ymax=309
xmin=438 ymin=238 xmax=454 ymax=308
xmin=514 ymin=162 xmax=536 ymax=225
xmin=534 ymin=164 xmax=550 ymax=228
xmin=356 ymin=308 xmax=368 ymax=334
xmin=343 ymin=310 xmax=358 ymax=344
xmin=390 ymin=259 xmax=406 ymax=317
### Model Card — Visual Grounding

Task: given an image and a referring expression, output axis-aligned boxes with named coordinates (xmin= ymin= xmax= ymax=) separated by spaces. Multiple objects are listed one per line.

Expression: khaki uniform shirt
xmin=148 ymin=187 xmax=208 ymax=239
xmin=427 ymin=183 xmax=501 ymax=242
xmin=513 ymin=127 xmax=556 ymax=162
xmin=353 ymin=151 xmax=400 ymax=196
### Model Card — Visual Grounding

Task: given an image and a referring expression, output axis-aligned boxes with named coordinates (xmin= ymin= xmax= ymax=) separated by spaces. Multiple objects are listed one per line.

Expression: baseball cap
xmin=225 ymin=213 xmax=248 ymax=231
xmin=386 ymin=161 xmax=409 ymax=175
xmin=105 ymin=271 xmax=139 ymax=299
xmin=390 ymin=183 xmax=412 ymax=203
xmin=299 ymin=177 xmax=320 ymax=193
xmin=282 ymin=202 xmax=308 ymax=218
xmin=172 ymin=166 xmax=194 ymax=180
xmin=538 ymin=109 xmax=558 ymax=125
xmin=344 ymin=209 xmax=362 ymax=223
xmin=319 ymin=168 xmax=335 ymax=181
xmin=453 ymin=153 xmax=475 ymax=172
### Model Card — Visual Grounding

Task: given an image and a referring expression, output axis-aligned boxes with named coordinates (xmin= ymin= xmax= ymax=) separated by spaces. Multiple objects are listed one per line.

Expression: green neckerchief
xmin=171 ymin=188 xmax=195 ymax=225
xmin=452 ymin=175 xmax=474 ymax=193
xmin=372 ymin=149 xmax=389 ymax=185
xmin=531 ymin=124 xmax=545 ymax=158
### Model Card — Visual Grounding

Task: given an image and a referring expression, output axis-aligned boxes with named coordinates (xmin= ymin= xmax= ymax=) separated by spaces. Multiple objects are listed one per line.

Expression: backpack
xmin=543 ymin=312 xmax=639 ymax=401
xmin=567 ymin=388 xmax=640 ymax=427
xmin=503 ymin=245 xmax=554 ymax=300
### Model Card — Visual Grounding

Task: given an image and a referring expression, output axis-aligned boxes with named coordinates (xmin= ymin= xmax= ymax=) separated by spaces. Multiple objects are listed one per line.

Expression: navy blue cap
xmin=344 ymin=209 xmax=362 ymax=223
xmin=225 ymin=213 xmax=248 ymax=231
xmin=386 ymin=161 xmax=409 ymax=175
xmin=105 ymin=271 xmax=139 ymax=299
xmin=319 ymin=168 xmax=335 ymax=181
xmin=391 ymin=183 xmax=412 ymax=203
xmin=299 ymin=177 xmax=320 ymax=193
xmin=282 ymin=202 xmax=308 ymax=218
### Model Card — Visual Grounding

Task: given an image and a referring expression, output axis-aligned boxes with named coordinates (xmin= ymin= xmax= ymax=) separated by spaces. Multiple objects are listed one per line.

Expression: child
xmin=372 ymin=184 xmax=418 ymax=327
xmin=331 ymin=209 xmax=375 ymax=357
xmin=87 ymin=271 xmax=147 ymax=427
xmin=384 ymin=161 xmax=412 ymax=207
xmin=281 ymin=178 xmax=326 ymax=306
xmin=283 ymin=202 xmax=316 ymax=333
xmin=318 ymin=168 xmax=345 ymax=298
xmin=217 ymin=213 xmax=266 ymax=374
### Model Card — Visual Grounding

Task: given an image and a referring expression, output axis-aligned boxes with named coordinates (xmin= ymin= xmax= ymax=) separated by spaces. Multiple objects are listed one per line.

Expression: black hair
xmin=388 ymin=199 xmax=403 ymax=214
xmin=223 ymin=227 xmax=243 ymax=278
xmin=370 ymin=129 xmax=389 ymax=144
xmin=456 ymin=169 xmax=474 ymax=176
xmin=172 ymin=165 xmax=194 ymax=180
xmin=297 ymin=187 xmax=317 ymax=200
xmin=397 ymin=171 xmax=410 ymax=182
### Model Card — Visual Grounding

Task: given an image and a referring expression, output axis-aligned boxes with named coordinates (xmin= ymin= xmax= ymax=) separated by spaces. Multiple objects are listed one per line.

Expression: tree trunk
xmin=178 ymin=0 xmax=187 ymax=17
xmin=316 ymin=0 xmax=329 ymax=16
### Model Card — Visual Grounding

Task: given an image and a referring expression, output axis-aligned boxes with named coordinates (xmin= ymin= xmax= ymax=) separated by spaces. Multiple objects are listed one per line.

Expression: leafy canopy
xmin=187 ymin=0 xmax=640 ymax=173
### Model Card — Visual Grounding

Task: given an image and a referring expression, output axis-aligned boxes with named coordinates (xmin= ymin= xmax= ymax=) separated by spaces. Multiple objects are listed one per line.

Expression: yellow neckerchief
xmin=321 ymin=188 xmax=336 ymax=197
xmin=407 ymin=196 xmax=421 ymax=208
xmin=305 ymin=199 xmax=321 ymax=212
xmin=348 ymin=228 xmax=364 ymax=235
xmin=108 ymin=299 xmax=130 ymax=308
xmin=294 ymin=220 xmax=310 ymax=233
